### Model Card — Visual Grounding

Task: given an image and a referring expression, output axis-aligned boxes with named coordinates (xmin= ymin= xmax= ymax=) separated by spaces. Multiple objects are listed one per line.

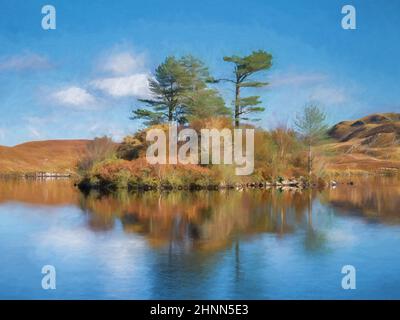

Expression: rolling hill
xmin=324 ymin=113 xmax=400 ymax=173
xmin=0 ymin=139 xmax=91 ymax=174
xmin=328 ymin=113 xmax=400 ymax=144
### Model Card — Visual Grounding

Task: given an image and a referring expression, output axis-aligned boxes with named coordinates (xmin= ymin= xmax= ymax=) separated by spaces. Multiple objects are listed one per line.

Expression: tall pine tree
xmin=221 ymin=50 xmax=272 ymax=127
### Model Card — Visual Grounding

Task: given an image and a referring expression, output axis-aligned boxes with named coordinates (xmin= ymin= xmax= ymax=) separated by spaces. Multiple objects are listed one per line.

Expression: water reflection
xmin=1 ymin=177 xmax=399 ymax=252
xmin=80 ymin=190 xmax=310 ymax=251
xmin=1 ymin=177 xmax=400 ymax=299
xmin=321 ymin=176 xmax=400 ymax=224
xmin=0 ymin=178 xmax=78 ymax=206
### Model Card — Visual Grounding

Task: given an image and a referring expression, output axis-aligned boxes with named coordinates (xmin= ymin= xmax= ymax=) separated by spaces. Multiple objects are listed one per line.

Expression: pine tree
xmin=132 ymin=55 xmax=230 ymax=125
xmin=180 ymin=55 xmax=230 ymax=121
xmin=131 ymin=56 xmax=190 ymax=125
xmin=221 ymin=50 xmax=272 ymax=127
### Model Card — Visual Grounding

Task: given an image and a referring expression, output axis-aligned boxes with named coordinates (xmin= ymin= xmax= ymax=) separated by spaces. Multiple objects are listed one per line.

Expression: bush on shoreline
xmin=78 ymin=157 xmax=219 ymax=190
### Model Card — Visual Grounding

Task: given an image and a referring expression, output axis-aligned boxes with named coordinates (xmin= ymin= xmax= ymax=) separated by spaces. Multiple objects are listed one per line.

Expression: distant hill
xmin=328 ymin=113 xmax=400 ymax=146
xmin=0 ymin=139 xmax=91 ymax=174
xmin=324 ymin=113 xmax=400 ymax=173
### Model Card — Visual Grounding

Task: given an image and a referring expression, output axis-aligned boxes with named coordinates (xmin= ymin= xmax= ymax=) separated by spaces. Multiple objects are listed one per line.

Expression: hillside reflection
xmin=0 ymin=178 xmax=78 ymax=205
xmin=320 ymin=176 xmax=400 ymax=224
xmin=1 ymin=177 xmax=399 ymax=252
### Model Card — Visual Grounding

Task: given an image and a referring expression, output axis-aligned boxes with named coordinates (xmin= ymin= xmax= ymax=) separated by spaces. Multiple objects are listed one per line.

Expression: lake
xmin=0 ymin=177 xmax=400 ymax=299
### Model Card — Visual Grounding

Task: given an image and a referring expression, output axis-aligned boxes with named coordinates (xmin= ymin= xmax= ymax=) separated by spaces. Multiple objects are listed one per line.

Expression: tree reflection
xmin=1 ymin=176 xmax=399 ymax=255
xmin=78 ymin=189 xmax=313 ymax=252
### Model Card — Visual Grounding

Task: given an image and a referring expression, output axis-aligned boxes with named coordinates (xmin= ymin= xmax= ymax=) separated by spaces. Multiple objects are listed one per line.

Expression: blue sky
xmin=0 ymin=0 xmax=399 ymax=146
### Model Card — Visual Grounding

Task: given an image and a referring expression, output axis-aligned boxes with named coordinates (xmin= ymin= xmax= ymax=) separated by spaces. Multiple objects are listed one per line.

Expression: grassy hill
xmin=0 ymin=139 xmax=91 ymax=174
xmin=323 ymin=113 xmax=400 ymax=174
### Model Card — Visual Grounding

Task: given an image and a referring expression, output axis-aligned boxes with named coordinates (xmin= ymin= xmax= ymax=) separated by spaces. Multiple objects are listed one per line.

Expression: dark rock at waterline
xmin=76 ymin=176 xmax=334 ymax=192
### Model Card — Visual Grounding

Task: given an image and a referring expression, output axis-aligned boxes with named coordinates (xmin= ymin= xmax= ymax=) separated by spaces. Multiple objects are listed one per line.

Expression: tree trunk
xmin=168 ymin=107 xmax=173 ymax=122
xmin=234 ymin=84 xmax=240 ymax=128
xmin=308 ymin=143 xmax=312 ymax=178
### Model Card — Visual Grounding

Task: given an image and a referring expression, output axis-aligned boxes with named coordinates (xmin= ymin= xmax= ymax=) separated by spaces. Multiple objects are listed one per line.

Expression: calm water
xmin=1 ymin=177 xmax=400 ymax=299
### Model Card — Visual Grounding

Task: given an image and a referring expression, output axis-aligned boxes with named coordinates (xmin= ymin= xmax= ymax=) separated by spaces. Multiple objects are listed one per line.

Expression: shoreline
xmin=2 ymin=171 xmax=400 ymax=193
xmin=0 ymin=172 xmax=73 ymax=179
xmin=76 ymin=177 xmax=337 ymax=193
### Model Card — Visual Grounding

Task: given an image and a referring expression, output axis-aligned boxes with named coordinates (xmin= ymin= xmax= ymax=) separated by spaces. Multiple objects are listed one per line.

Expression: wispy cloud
xmin=0 ymin=53 xmax=51 ymax=72
xmin=99 ymin=51 xmax=146 ymax=76
xmin=264 ymin=71 xmax=354 ymax=129
xmin=270 ymin=72 xmax=327 ymax=88
xmin=269 ymin=71 xmax=350 ymax=107
xmin=52 ymin=86 xmax=97 ymax=108
xmin=91 ymin=73 xmax=150 ymax=98
xmin=310 ymin=85 xmax=348 ymax=104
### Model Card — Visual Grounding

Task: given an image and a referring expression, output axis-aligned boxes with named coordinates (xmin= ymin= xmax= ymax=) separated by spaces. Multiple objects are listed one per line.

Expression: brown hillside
xmin=324 ymin=113 xmax=400 ymax=174
xmin=328 ymin=113 xmax=400 ymax=145
xmin=0 ymin=139 xmax=91 ymax=174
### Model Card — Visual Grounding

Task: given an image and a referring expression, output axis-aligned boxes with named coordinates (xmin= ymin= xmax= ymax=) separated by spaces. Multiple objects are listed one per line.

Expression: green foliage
xmin=132 ymin=56 xmax=190 ymax=125
xmin=294 ymin=104 xmax=328 ymax=177
xmin=223 ymin=50 xmax=272 ymax=76
xmin=132 ymin=51 xmax=273 ymax=127
xmin=222 ymin=50 xmax=273 ymax=126
xmin=186 ymin=89 xmax=231 ymax=120
xmin=180 ymin=55 xmax=230 ymax=121
xmin=180 ymin=55 xmax=214 ymax=88
xmin=294 ymin=104 xmax=328 ymax=146
xmin=131 ymin=109 xmax=165 ymax=126
xmin=132 ymin=55 xmax=230 ymax=125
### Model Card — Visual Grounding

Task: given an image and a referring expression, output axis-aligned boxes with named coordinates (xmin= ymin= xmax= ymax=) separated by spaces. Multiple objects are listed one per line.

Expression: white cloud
xmin=52 ymin=86 xmax=97 ymax=108
xmin=0 ymin=53 xmax=51 ymax=72
xmin=270 ymin=72 xmax=327 ymax=87
xmin=91 ymin=73 xmax=150 ymax=98
xmin=46 ymin=49 xmax=150 ymax=111
xmin=310 ymin=86 xmax=348 ymax=104
xmin=100 ymin=52 xmax=146 ymax=75
xmin=92 ymin=49 xmax=151 ymax=99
